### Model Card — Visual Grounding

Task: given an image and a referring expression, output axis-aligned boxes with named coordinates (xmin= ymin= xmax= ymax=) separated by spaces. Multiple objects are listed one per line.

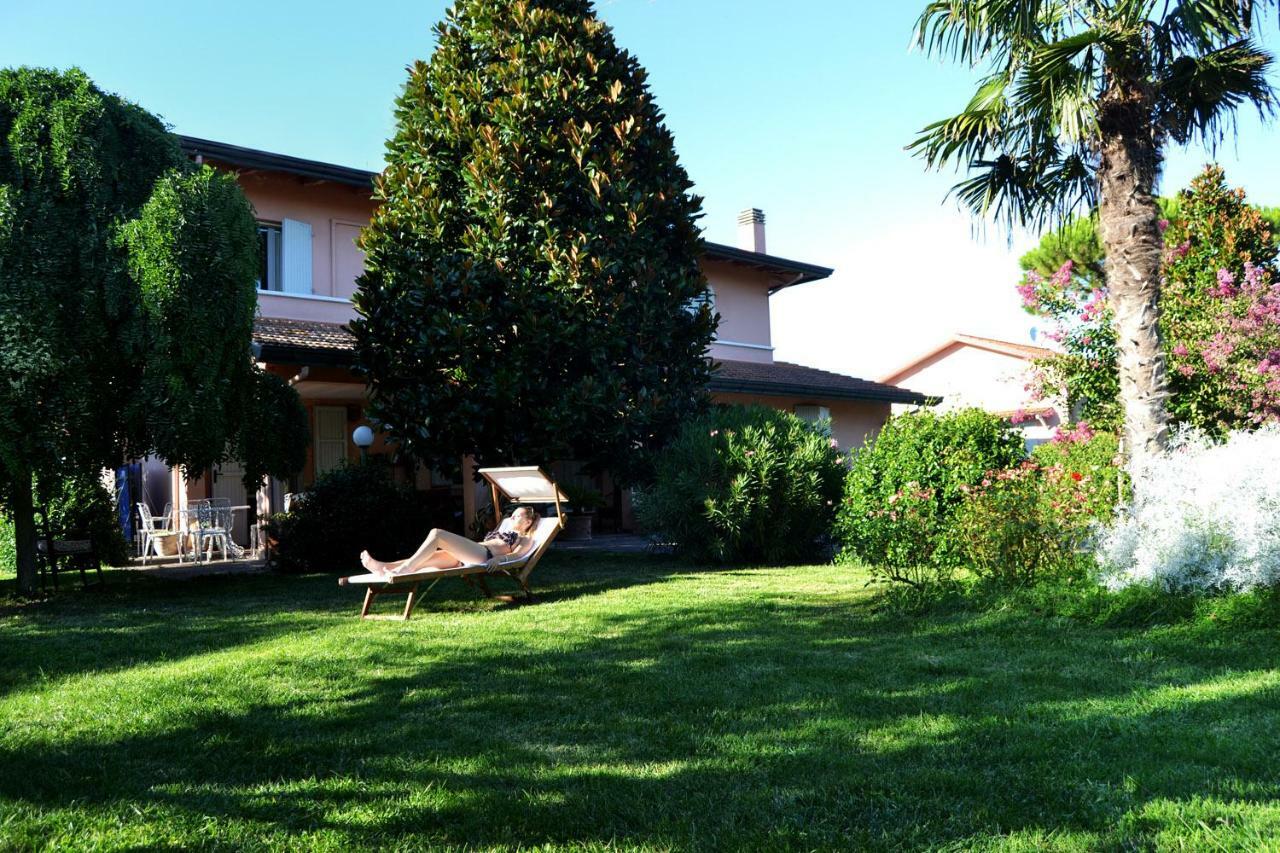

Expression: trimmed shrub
xmin=1 ymin=474 xmax=129 ymax=578
xmin=836 ymin=408 xmax=1025 ymax=585
xmin=265 ymin=463 xmax=439 ymax=574
xmin=635 ymin=405 xmax=845 ymax=565
xmin=1096 ymin=425 xmax=1280 ymax=593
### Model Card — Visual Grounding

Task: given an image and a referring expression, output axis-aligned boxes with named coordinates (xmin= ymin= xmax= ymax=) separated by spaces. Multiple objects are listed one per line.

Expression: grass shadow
xmin=2 ymin=557 xmax=1279 ymax=849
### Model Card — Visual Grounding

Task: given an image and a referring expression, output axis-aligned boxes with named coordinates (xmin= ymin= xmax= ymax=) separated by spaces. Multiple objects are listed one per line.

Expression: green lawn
xmin=2 ymin=554 xmax=1278 ymax=851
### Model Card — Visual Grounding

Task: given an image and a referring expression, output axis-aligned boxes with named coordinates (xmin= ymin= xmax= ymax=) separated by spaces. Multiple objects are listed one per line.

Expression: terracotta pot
xmin=153 ymin=533 xmax=179 ymax=557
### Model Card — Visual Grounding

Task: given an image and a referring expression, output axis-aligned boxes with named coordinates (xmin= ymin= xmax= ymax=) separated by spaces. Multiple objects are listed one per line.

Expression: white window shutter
xmin=282 ymin=218 xmax=313 ymax=294
xmin=795 ymin=405 xmax=831 ymax=425
xmin=314 ymin=406 xmax=347 ymax=475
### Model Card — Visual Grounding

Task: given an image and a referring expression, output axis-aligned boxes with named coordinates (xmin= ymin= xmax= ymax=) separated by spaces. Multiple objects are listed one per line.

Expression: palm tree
xmin=911 ymin=1 xmax=1277 ymax=459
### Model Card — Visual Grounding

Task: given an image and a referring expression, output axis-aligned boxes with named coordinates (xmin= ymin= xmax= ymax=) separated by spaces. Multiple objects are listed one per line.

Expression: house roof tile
xmin=711 ymin=359 xmax=932 ymax=405
xmin=253 ymin=319 xmax=931 ymax=405
xmin=254 ymin=317 xmax=356 ymax=366
xmin=179 ymin=135 xmax=833 ymax=289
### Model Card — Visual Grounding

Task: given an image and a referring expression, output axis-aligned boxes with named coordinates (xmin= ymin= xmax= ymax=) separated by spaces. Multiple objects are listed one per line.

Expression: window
xmin=257 ymin=219 xmax=313 ymax=294
xmin=257 ymin=223 xmax=282 ymax=291
xmin=685 ymin=285 xmax=715 ymax=316
xmin=794 ymin=405 xmax=832 ymax=434
xmin=313 ymin=406 xmax=348 ymax=477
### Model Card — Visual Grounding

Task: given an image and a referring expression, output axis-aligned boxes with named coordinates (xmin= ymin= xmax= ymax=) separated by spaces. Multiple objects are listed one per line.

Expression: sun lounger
xmin=338 ymin=466 xmax=567 ymax=620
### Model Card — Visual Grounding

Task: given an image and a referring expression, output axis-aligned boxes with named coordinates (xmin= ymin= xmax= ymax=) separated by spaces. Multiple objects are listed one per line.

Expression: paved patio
xmin=552 ymin=533 xmax=660 ymax=553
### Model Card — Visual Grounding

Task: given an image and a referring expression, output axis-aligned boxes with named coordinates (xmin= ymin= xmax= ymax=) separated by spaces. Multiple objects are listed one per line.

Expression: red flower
xmin=1070 ymin=471 xmax=1083 ymax=482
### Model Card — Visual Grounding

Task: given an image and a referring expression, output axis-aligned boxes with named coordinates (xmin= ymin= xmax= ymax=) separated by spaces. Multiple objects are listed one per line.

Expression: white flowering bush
xmin=1097 ymin=425 xmax=1280 ymax=592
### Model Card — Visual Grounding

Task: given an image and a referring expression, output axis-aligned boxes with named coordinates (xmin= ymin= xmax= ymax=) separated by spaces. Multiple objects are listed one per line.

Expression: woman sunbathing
xmin=360 ymin=506 xmax=540 ymax=577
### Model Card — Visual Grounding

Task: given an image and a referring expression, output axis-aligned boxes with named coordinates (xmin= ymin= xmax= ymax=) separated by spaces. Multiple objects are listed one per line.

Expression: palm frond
xmin=915 ymin=1 xmax=997 ymax=64
xmin=1162 ymin=0 xmax=1257 ymax=52
xmin=1157 ymin=38 xmax=1276 ymax=144
xmin=948 ymin=146 xmax=1095 ymax=231
xmin=949 ymin=154 xmax=1045 ymax=227
xmin=908 ymin=74 xmax=1010 ymax=168
xmin=915 ymin=0 xmax=1058 ymax=64
xmin=1016 ymin=29 xmax=1106 ymax=141
xmin=1038 ymin=149 xmax=1097 ymax=214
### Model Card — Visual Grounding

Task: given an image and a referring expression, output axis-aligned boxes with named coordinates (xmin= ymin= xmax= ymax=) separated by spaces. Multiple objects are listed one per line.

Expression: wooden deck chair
xmin=338 ymin=466 xmax=567 ymax=620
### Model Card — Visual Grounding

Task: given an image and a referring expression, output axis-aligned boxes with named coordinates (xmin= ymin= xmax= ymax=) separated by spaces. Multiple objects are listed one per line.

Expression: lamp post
xmin=352 ymin=425 xmax=374 ymax=464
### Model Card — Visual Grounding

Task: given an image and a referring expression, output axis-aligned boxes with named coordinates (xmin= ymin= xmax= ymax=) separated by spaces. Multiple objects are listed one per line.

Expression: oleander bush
xmin=1030 ymin=424 xmax=1125 ymax=521
xmin=266 ymin=463 xmax=438 ymax=574
xmin=1096 ymin=425 xmax=1280 ymax=593
xmin=953 ymin=459 xmax=1101 ymax=588
xmin=635 ymin=405 xmax=845 ymax=565
xmin=952 ymin=426 xmax=1124 ymax=588
xmin=835 ymin=408 xmax=1025 ymax=586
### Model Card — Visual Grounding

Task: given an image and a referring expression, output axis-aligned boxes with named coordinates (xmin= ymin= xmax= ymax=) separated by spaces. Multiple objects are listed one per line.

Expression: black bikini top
xmin=484 ymin=528 xmax=520 ymax=549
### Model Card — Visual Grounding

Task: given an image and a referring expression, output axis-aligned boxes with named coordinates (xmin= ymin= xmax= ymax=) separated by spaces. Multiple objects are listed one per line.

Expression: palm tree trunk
xmin=1097 ymin=102 xmax=1171 ymax=463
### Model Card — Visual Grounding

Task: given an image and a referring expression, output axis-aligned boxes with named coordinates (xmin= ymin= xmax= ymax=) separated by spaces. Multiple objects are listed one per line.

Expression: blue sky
xmin=4 ymin=0 xmax=1277 ymax=378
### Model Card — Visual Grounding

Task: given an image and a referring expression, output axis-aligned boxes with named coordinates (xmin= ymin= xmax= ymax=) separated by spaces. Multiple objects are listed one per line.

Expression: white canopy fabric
xmin=479 ymin=466 xmax=568 ymax=506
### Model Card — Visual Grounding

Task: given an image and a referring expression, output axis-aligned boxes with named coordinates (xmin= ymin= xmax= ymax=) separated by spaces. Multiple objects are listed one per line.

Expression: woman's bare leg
xmin=362 ymin=528 xmax=488 ymax=574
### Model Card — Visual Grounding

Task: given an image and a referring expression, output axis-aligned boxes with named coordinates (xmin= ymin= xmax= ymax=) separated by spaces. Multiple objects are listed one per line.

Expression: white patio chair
xmin=137 ymin=502 xmax=175 ymax=565
xmin=193 ymin=501 xmax=231 ymax=562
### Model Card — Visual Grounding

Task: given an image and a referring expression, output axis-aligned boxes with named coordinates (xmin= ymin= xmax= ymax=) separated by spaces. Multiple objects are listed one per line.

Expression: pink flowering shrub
xmin=1016 ymin=166 xmax=1280 ymax=433
xmin=1160 ymin=168 xmax=1280 ymax=432
xmin=954 ymin=431 xmax=1123 ymax=586
xmin=1017 ymin=258 xmax=1121 ymax=427
xmin=952 ymin=462 xmax=1091 ymax=586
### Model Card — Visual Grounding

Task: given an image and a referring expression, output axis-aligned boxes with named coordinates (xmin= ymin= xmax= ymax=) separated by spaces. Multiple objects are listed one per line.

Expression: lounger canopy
xmin=339 ymin=465 xmax=567 ymax=619
xmin=478 ymin=466 xmax=568 ymax=526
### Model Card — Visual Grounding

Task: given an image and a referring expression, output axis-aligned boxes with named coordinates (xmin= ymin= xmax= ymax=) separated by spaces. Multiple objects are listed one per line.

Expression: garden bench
xmin=36 ymin=531 xmax=102 ymax=590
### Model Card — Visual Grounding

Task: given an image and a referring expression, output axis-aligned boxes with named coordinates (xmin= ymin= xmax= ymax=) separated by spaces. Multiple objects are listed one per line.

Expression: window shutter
xmin=684 ymin=285 xmax=715 ymax=315
xmin=282 ymin=218 xmax=313 ymax=294
xmin=314 ymin=406 xmax=347 ymax=475
xmin=794 ymin=405 xmax=831 ymax=425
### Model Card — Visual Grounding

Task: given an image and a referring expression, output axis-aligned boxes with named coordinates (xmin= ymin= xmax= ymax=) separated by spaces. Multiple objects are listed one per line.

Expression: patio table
xmin=176 ymin=505 xmax=255 ymax=562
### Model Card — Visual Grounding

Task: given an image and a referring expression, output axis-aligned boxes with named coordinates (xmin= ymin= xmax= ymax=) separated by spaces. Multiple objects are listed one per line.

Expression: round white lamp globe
xmin=352 ymin=425 xmax=375 ymax=448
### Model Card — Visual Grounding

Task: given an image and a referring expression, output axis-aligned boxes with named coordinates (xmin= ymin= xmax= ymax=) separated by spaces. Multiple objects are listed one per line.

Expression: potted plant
xmin=559 ymin=483 xmax=605 ymax=541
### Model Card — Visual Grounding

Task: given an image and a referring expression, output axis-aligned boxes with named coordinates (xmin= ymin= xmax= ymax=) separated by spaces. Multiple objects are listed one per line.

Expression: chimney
xmin=737 ymin=208 xmax=766 ymax=254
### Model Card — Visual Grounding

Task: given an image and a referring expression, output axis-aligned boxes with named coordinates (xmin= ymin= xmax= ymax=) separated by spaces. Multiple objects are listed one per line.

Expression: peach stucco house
xmin=880 ymin=333 xmax=1062 ymax=449
xmin=148 ymin=137 xmax=926 ymax=537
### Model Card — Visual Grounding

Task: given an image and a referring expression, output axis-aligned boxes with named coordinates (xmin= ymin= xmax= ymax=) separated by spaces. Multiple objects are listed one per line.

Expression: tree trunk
xmin=12 ymin=468 xmax=38 ymax=595
xmin=1097 ymin=96 xmax=1171 ymax=464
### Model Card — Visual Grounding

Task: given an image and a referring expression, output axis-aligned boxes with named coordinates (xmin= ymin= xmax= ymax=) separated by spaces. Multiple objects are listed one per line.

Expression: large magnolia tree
xmin=911 ymin=0 xmax=1277 ymax=460
xmin=0 ymin=67 xmax=307 ymax=592
xmin=351 ymin=0 xmax=715 ymax=480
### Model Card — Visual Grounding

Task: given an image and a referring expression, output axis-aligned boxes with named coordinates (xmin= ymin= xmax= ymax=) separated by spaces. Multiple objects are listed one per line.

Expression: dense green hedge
xmin=39 ymin=475 xmax=131 ymax=568
xmin=636 ymin=405 xmax=845 ymax=565
xmin=265 ymin=463 xmax=442 ymax=575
